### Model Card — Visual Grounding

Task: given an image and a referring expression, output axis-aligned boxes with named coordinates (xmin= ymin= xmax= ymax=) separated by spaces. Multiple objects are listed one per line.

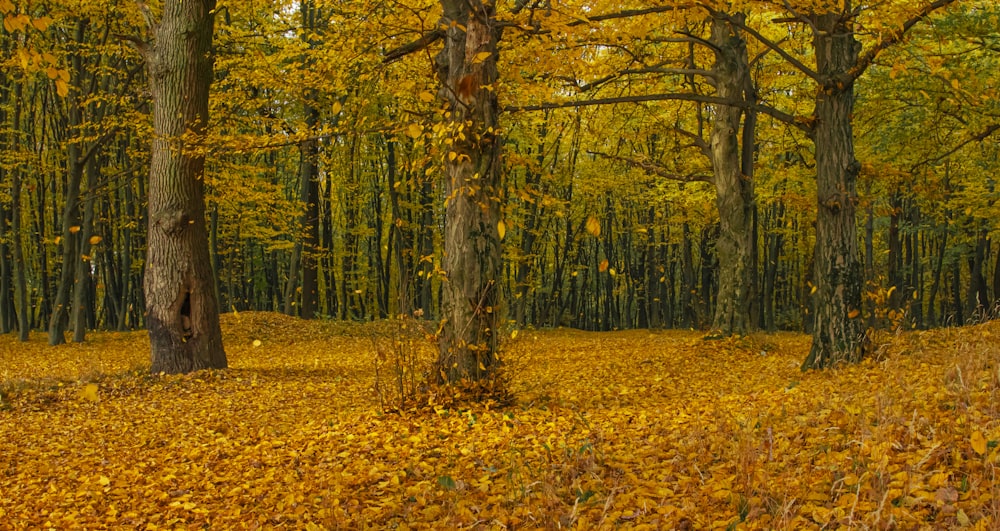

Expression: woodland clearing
xmin=2 ymin=313 xmax=1000 ymax=529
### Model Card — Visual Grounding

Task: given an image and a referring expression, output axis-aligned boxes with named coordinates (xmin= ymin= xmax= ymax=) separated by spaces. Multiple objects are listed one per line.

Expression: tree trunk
xmin=967 ymin=228 xmax=989 ymax=319
xmin=48 ymin=18 xmax=90 ymax=346
xmin=10 ymin=82 xmax=29 ymax=341
xmin=72 ymin=156 xmax=100 ymax=342
xmin=802 ymin=13 xmax=866 ymax=369
xmin=708 ymin=15 xmax=755 ymax=337
xmin=434 ymin=0 xmax=504 ymax=383
xmin=144 ymin=0 xmax=226 ymax=374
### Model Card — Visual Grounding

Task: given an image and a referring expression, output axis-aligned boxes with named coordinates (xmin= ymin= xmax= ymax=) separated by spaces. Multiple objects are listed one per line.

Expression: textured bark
xmin=434 ymin=0 xmax=504 ymax=382
xmin=708 ymin=15 xmax=755 ymax=337
xmin=145 ymin=0 xmax=226 ymax=374
xmin=802 ymin=13 xmax=866 ymax=369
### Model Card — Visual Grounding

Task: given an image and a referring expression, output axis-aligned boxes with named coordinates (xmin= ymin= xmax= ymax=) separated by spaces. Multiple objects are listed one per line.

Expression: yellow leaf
xmin=88 ymin=235 xmax=102 ymax=245
xmin=418 ymin=91 xmax=435 ymax=103
xmin=252 ymin=339 xmax=262 ymax=348
xmin=971 ymin=430 xmax=987 ymax=456
xmin=69 ymin=225 xmax=81 ymax=234
xmin=32 ymin=15 xmax=52 ymax=31
xmin=598 ymin=259 xmax=609 ymax=273
xmin=497 ymin=220 xmax=506 ymax=240
xmin=406 ymin=123 xmax=422 ymax=139
xmin=848 ymin=309 xmax=860 ymax=319
xmin=56 ymin=78 xmax=69 ymax=98
xmin=331 ymin=101 xmax=342 ymax=115
xmin=80 ymin=384 xmax=99 ymax=402
xmin=810 ymin=285 xmax=817 ymax=295
xmin=471 ymin=51 xmax=491 ymax=64
xmin=510 ymin=329 xmax=518 ymax=339
xmin=98 ymin=475 xmax=110 ymax=486
xmin=585 ymin=216 xmax=601 ymax=237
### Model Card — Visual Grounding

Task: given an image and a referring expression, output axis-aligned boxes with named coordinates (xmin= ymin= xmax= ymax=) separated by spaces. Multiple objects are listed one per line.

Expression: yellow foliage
xmin=1 ymin=314 xmax=999 ymax=528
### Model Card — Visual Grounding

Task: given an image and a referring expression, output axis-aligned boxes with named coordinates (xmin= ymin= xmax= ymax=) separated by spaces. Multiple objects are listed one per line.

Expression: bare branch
xmin=383 ymin=29 xmax=444 ymax=64
xmin=589 ymin=150 xmax=713 ymax=184
xmin=505 ymin=93 xmax=814 ymax=134
xmin=909 ymin=123 xmax=1000 ymax=172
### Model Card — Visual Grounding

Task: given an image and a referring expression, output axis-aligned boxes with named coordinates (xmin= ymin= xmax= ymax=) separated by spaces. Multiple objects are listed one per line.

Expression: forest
xmin=2 ymin=0 xmax=1000 ymax=527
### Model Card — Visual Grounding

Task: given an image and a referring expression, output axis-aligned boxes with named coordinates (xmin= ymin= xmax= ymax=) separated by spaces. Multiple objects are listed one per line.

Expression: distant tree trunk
xmin=284 ymin=104 xmax=320 ymax=318
xmin=386 ymin=138 xmax=414 ymax=315
xmin=708 ymin=14 xmax=755 ymax=337
xmin=414 ymin=174 xmax=435 ymax=317
xmin=72 ymin=156 xmax=100 ymax=342
xmin=967 ymin=228 xmax=989 ymax=318
xmin=681 ymin=222 xmax=697 ymax=327
xmin=434 ymin=0 xmax=504 ymax=383
xmin=802 ymin=13 xmax=866 ymax=369
xmin=144 ymin=0 xmax=226 ymax=374
xmin=10 ymin=84 xmax=29 ymax=341
xmin=0 ymin=198 xmax=10 ymax=334
xmin=993 ymin=242 xmax=1000 ymax=312
xmin=49 ymin=18 xmax=89 ymax=346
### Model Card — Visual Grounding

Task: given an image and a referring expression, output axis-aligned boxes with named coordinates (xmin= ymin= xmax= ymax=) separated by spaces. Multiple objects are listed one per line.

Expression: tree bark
xmin=144 ymin=0 xmax=226 ymax=374
xmin=708 ymin=15 xmax=755 ymax=337
xmin=434 ymin=0 xmax=504 ymax=383
xmin=802 ymin=13 xmax=866 ymax=369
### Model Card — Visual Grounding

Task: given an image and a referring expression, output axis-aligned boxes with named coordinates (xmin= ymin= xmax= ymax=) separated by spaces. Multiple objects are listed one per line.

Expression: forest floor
xmin=1 ymin=313 xmax=999 ymax=530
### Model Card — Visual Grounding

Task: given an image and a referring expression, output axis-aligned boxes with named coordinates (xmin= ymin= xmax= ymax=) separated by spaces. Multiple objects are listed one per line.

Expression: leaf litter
xmin=2 ymin=313 xmax=1000 ymax=529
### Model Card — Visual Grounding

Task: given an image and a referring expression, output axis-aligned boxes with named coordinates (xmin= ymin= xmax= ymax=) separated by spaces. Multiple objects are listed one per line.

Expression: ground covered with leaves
xmin=2 ymin=313 xmax=1000 ymax=529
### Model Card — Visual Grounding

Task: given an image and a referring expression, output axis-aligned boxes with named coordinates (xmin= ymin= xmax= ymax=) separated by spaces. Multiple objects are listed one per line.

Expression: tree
xmin=433 ymin=0 xmax=505 ymax=383
xmin=142 ymin=0 xmax=226 ymax=373
xmin=706 ymin=12 xmax=757 ymax=337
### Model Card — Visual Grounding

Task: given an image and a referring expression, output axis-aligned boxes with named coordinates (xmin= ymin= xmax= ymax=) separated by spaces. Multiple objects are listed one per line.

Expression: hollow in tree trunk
xmin=144 ymin=0 xmax=226 ymax=374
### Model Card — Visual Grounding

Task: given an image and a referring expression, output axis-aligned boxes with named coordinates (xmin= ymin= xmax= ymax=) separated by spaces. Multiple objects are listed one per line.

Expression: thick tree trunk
xmin=144 ymin=0 xmax=226 ymax=374
xmin=708 ymin=15 xmax=755 ymax=337
xmin=802 ymin=13 xmax=866 ymax=369
xmin=434 ymin=0 xmax=504 ymax=383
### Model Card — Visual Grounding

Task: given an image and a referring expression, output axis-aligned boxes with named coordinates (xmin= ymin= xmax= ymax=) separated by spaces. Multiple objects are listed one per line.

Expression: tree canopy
xmin=0 ymin=0 xmax=998 ymax=371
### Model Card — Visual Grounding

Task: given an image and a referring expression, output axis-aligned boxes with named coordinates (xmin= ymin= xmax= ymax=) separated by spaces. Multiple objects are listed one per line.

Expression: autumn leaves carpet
xmin=2 ymin=314 xmax=999 ymax=529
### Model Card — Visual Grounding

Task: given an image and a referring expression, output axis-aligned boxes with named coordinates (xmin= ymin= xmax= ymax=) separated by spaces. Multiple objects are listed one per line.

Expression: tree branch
xmin=909 ymin=123 xmax=1000 ymax=172
xmin=505 ymin=93 xmax=814 ymax=134
xmin=588 ymin=150 xmax=713 ymax=184
xmin=718 ymin=11 xmax=821 ymax=82
xmin=383 ymin=29 xmax=444 ymax=64
xmin=848 ymin=0 xmax=959 ymax=83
